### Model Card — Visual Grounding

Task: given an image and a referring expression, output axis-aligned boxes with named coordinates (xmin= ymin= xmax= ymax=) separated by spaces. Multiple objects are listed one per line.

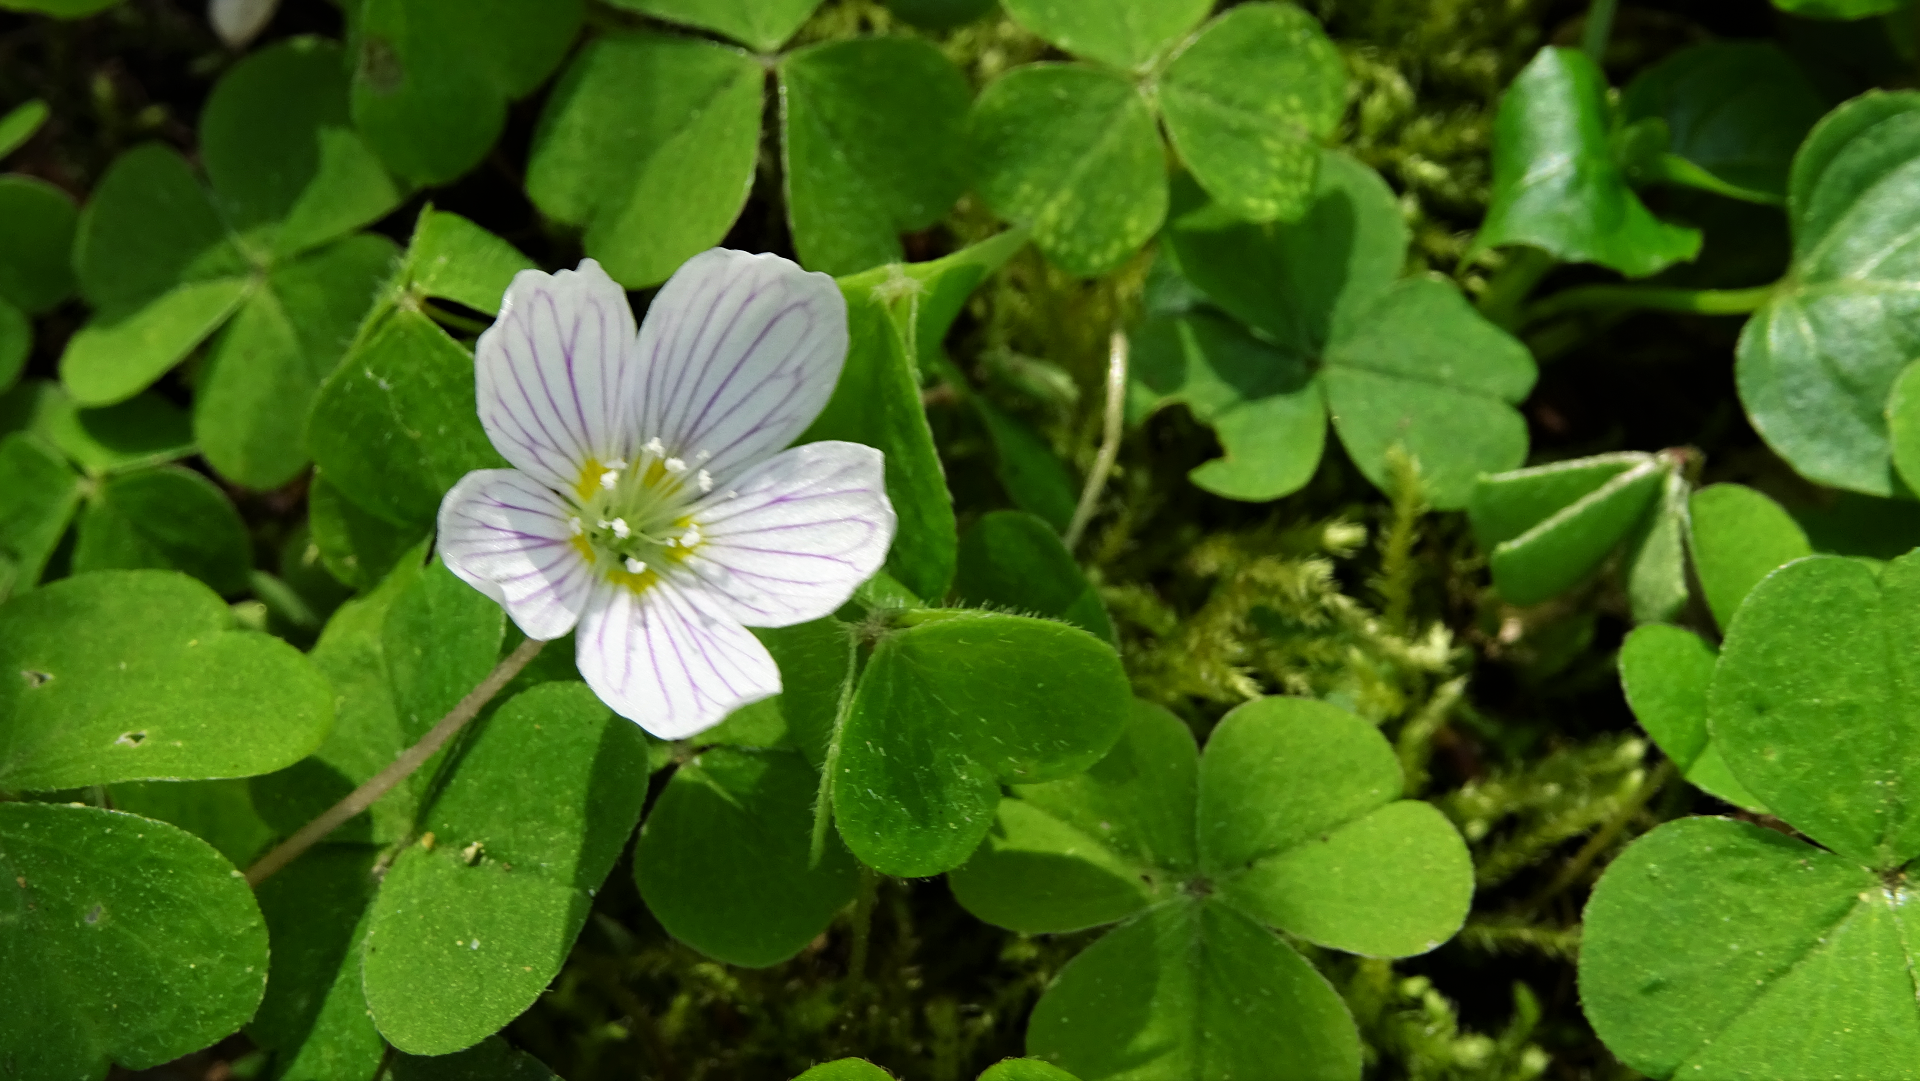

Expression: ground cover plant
xmin=8 ymin=0 xmax=1920 ymax=1078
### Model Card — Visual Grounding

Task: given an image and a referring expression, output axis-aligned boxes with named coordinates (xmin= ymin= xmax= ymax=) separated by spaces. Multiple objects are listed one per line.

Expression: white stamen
xmin=680 ymin=525 xmax=702 ymax=548
xmin=643 ymin=436 xmax=665 ymax=456
xmin=697 ymin=470 xmax=713 ymax=492
xmin=664 ymin=457 xmax=687 ymax=474
xmin=603 ymin=458 xmax=626 ymax=470
xmin=694 ymin=449 xmax=711 ymax=463
xmin=724 ymin=490 xmax=738 ymax=500
xmin=568 ymin=516 xmax=583 ymax=536
xmin=610 ymin=518 xmax=631 ymax=539
xmin=596 ymin=519 xmax=611 ymax=529
xmin=599 ymin=469 xmax=620 ymax=489
xmin=624 ymin=557 xmax=647 ymax=575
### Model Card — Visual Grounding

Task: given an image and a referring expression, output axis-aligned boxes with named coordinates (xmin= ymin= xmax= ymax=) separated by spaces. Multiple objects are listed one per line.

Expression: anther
xmin=603 ymin=458 xmax=626 ymax=470
xmin=624 ymin=557 xmax=647 ymax=575
xmin=610 ymin=518 xmax=631 ymax=539
xmin=599 ymin=469 xmax=620 ymax=489
xmin=694 ymin=450 xmax=711 ymax=463
xmin=643 ymin=436 xmax=665 ymax=457
xmin=664 ymin=457 xmax=687 ymax=474
xmin=679 ymin=525 xmax=702 ymax=548
xmin=697 ymin=470 xmax=713 ymax=493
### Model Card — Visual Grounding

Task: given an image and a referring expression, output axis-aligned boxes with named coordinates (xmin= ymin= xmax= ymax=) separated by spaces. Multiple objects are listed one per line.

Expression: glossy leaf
xmin=71 ymin=466 xmax=252 ymax=594
xmin=635 ymin=746 xmax=859 ymax=967
xmin=528 ymin=32 xmax=762 ymax=288
xmin=1159 ymin=3 xmax=1345 ymax=223
xmin=0 ymin=174 xmax=78 ymax=314
xmin=362 ymin=681 xmax=651 ymax=1054
xmin=1000 ymin=0 xmax=1209 ymax=70
xmin=1621 ymin=43 xmax=1826 ymax=204
xmin=1710 ymin=552 xmax=1920 ymax=868
xmin=779 ymin=38 xmax=969 ymax=277
xmin=954 ymin=510 xmax=1114 ymax=642
xmin=0 ymin=570 xmax=332 ymax=791
xmin=1686 ymin=483 xmax=1812 ymax=631
xmin=0 ymin=803 xmax=269 ymax=1077
xmin=1581 ymin=817 xmax=1920 ymax=1080
xmin=1737 ymin=92 xmax=1920 ymax=495
xmin=1617 ymin=624 xmax=1767 ymax=812
xmin=351 ymin=0 xmax=583 ymax=185
xmin=1473 ymin=47 xmax=1701 ymax=277
xmin=970 ymin=64 xmax=1165 ymax=277
xmin=833 ymin=611 xmax=1130 ymax=876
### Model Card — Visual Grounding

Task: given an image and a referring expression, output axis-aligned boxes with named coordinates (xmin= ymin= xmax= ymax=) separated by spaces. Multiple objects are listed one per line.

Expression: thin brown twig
xmin=245 ymin=636 xmax=548 ymax=887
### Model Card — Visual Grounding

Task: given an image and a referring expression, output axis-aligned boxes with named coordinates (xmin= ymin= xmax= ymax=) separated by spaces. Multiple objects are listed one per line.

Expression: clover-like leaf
xmin=0 ymin=174 xmax=78 ymax=315
xmin=833 ymin=611 xmax=1130 ymax=877
xmin=71 ymin=466 xmax=252 ymax=595
xmin=954 ymin=697 xmax=1471 ymax=1080
xmin=969 ymin=64 xmax=1165 ymax=277
xmin=1582 ymin=817 xmax=1920 ymax=1080
xmin=307 ymin=471 xmax=428 ymax=591
xmin=1686 ymin=483 xmax=1811 ymax=632
xmin=1618 ymin=624 xmax=1767 ymax=812
xmin=1472 ymin=47 xmax=1701 ymax=278
xmin=954 ymin=510 xmax=1114 ymax=643
xmin=0 ymin=431 xmax=83 ymax=594
xmin=26 ymin=385 xmax=195 ymax=477
xmin=528 ymin=32 xmax=762 ymax=288
xmin=1771 ymin=0 xmax=1904 ymax=15
xmin=609 ymin=0 xmax=820 ymax=52
xmin=635 ymin=746 xmax=859 ymax=967
xmin=0 ymin=570 xmax=332 ymax=791
xmin=350 ymin=0 xmax=582 ymax=185
xmin=1620 ymin=43 xmax=1827 ymax=205
xmin=0 ymin=98 xmax=47 ymax=159
xmin=110 ymin=777 xmax=274 ymax=868
xmin=1000 ymin=0 xmax=1209 ymax=71
xmin=0 ymin=803 xmax=269 ymax=1078
xmin=362 ymin=681 xmax=651 ymax=1054
xmin=1159 ymin=2 xmax=1345 ymax=223
xmin=249 ymin=845 xmax=391 ymax=1078
xmin=1738 ymin=92 xmax=1920 ymax=495
xmin=390 ymin=1037 xmax=563 ymax=1080
xmin=1149 ymin=155 xmax=1533 ymax=508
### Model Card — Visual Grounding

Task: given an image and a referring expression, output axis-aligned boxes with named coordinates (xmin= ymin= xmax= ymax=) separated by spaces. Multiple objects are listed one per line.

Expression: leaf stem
xmin=809 ymin=631 xmax=860 ymax=868
xmin=1524 ymin=283 xmax=1774 ymax=325
xmin=1064 ymin=330 xmax=1128 ymax=553
xmin=245 ymin=636 xmax=547 ymax=887
xmin=1581 ymin=0 xmax=1618 ymax=61
xmin=1476 ymin=246 xmax=1555 ymax=331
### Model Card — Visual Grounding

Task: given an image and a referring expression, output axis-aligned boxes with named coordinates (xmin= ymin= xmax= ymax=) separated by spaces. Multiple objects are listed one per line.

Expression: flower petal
xmin=634 ymin=249 xmax=848 ymax=486
xmin=682 ymin=440 xmax=895 ymax=628
xmin=436 ymin=469 xmax=596 ymax=640
xmin=575 ymin=577 xmax=781 ymax=740
xmin=475 ymin=259 xmax=639 ymax=496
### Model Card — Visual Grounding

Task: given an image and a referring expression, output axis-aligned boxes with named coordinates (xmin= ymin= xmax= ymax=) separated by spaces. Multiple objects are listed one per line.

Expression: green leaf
xmin=0 ymin=803 xmax=269 ymax=1076
xmin=402 ymin=208 xmax=536 ymax=315
xmin=1738 ymin=92 xmax=1920 ymax=495
xmin=836 ymin=227 xmax=1030 ymax=370
xmin=1469 ymin=453 xmax=1666 ymax=606
xmin=1709 ymin=552 xmax=1920 ymax=868
xmin=969 ymin=64 xmax=1165 ymax=277
xmin=71 ymin=143 xmax=236 ymax=315
xmin=61 ymin=276 xmax=253 ymax=407
xmin=1473 ymin=47 xmax=1701 ymax=277
xmin=309 ymin=307 xmax=506 ymax=527
xmin=758 ymin=617 xmax=853 ymax=768
xmin=1622 ymin=469 xmax=1690 ymax=624
xmin=351 ymin=0 xmax=583 ymax=185
xmin=833 ymin=611 xmax=1130 ymax=876
xmin=362 ymin=681 xmax=651 ymax=1054
xmin=1581 ymin=817 xmax=1920 ymax=1080
xmin=528 ymin=32 xmax=762 ymax=288
xmin=384 ymin=558 xmax=504 ymax=744
xmin=635 ymin=746 xmax=860 ymax=967
xmin=1026 ymin=896 xmax=1361 ymax=1081
xmin=71 ymin=466 xmax=253 ymax=595
xmin=249 ymin=845 xmax=386 ymax=1081
xmin=607 ymin=0 xmax=819 ymax=51
xmin=0 ymin=431 xmax=82 ymax=594
xmin=391 ymin=1037 xmax=562 ymax=1080
xmin=195 ymin=233 xmax=399 ymax=489
xmin=973 ymin=399 xmax=1077 ymax=530
xmin=1159 ymin=3 xmax=1345 ymax=223
xmin=1198 ymin=697 xmax=1471 ymax=957
xmin=35 ymin=389 xmax=195 ymax=476
xmin=800 ymin=286 xmax=956 ymax=600
xmin=199 ymin=37 xmax=400 ymax=259
xmin=1771 ymin=0 xmax=1905 ymax=16
xmin=0 ymin=174 xmax=78 ymax=314
xmin=1000 ymin=0 xmax=1209 ymax=70
xmin=793 ymin=1060 xmax=897 ymax=1081
xmin=1618 ymin=623 xmax=1767 ymax=812
xmin=779 ymin=38 xmax=971 ymax=275
xmin=0 ymin=98 xmax=47 ymax=159
xmin=0 ymin=0 xmax=122 ymax=16
xmin=1687 ymin=483 xmax=1813 ymax=631
xmin=884 ymin=0 xmax=994 ymax=30
xmin=309 ymin=469 xmax=427 ymax=590
xmin=0 ymin=570 xmax=333 ymax=791
xmin=978 ymin=1061 xmax=1081 ymax=1081
xmin=954 ymin=510 xmax=1114 ymax=642
xmin=110 ymin=777 xmax=275 ymax=866
xmin=950 ymin=700 xmax=1197 ymax=934
xmin=1621 ymin=43 xmax=1826 ymax=204
xmin=0 ymin=299 xmax=23 ymax=394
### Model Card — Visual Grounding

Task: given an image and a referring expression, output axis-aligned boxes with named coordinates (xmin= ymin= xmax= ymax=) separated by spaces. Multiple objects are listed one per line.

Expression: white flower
xmin=435 ymin=251 xmax=896 ymax=739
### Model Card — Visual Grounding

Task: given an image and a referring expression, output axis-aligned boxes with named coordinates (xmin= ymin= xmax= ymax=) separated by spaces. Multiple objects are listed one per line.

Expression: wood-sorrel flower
xmin=436 ymin=250 xmax=895 ymax=739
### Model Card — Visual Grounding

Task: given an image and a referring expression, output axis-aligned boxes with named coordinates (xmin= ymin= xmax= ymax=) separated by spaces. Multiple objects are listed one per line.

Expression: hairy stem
xmin=1525 ymin=283 xmax=1774 ymax=324
xmin=810 ymin=632 xmax=860 ymax=868
xmin=245 ymin=636 xmax=547 ymax=887
xmin=1065 ymin=330 xmax=1128 ymax=552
